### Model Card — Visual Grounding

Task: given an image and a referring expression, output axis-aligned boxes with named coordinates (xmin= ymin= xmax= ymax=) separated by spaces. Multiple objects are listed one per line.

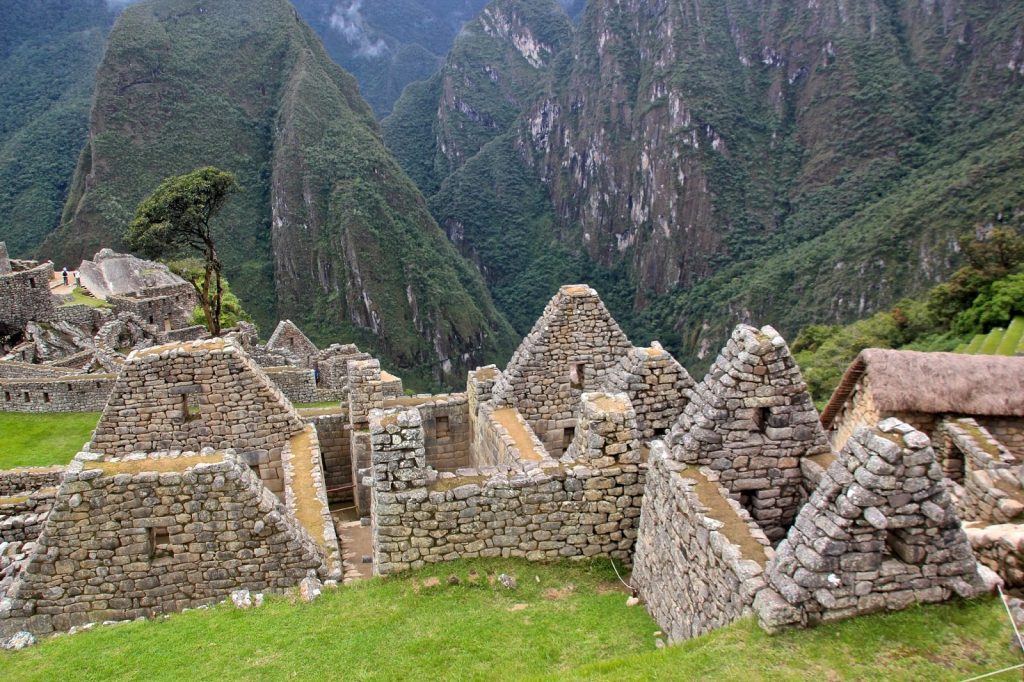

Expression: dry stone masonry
xmin=0 ymin=280 xmax=999 ymax=647
xmin=670 ymin=324 xmax=830 ymax=541
xmin=755 ymin=419 xmax=983 ymax=630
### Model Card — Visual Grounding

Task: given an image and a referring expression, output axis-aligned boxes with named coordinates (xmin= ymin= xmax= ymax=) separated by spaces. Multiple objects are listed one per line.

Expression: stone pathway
xmin=334 ymin=516 xmax=373 ymax=582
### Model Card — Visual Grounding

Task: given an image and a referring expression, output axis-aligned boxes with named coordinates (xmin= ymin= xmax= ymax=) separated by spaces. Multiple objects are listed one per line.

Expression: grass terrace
xmin=0 ymin=559 xmax=1019 ymax=681
xmin=0 ymin=411 xmax=100 ymax=469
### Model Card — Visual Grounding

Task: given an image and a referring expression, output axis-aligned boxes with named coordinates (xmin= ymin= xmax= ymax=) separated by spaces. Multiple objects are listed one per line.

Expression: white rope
xmin=609 ymin=557 xmax=633 ymax=591
xmin=998 ymin=584 xmax=1024 ymax=652
xmin=958 ymin=663 xmax=1024 ymax=682
xmin=958 ymin=586 xmax=1024 ymax=682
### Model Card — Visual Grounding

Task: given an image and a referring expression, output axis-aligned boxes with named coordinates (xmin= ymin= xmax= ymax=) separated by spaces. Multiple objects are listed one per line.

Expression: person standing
xmin=61 ymin=267 xmax=69 ymax=286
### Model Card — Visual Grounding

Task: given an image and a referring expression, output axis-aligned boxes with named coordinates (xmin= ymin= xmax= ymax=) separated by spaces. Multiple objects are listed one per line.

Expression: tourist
xmin=61 ymin=267 xmax=69 ymax=286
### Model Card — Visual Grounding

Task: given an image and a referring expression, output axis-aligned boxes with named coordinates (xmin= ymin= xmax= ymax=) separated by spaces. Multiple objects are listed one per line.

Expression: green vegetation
xmin=0 ymin=1 xmax=115 ymax=257
xmin=0 ymin=558 xmax=1017 ymax=680
xmin=0 ymin=412 xmax=100 ymax=469
xmin=792 ymin=228 xmax=1024 ymax=405
xmin=39 ymin=0 xmax=516 ymax=387
xmin=62 ymin=287 xmax=110 ymax=309
xmin=128 ymin=167 xmax=239 ymax=336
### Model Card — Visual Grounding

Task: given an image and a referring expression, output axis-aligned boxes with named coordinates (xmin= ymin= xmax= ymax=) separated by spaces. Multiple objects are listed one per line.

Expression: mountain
xmin=42 ymin=0 xmax=517 ymax=386
xmin=288 ymin=0 xmax=493 ymax=117
xmin=0 ymin=1 xmax=116 ymax=257
xmin=386 ymin=0 xmax=1024 ymax=368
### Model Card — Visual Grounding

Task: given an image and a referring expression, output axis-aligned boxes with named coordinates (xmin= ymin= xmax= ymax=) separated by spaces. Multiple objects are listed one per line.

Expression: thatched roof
xmin=821 ymin=349 xmax=1024 ymax=427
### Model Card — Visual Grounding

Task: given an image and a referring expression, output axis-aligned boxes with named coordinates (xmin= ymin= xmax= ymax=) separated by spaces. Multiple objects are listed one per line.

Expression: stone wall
xmin=89 ymin=338 xmax=308 ymax=498
xmin=267 ymin=320 xmax=318 ymax=367
xmin=605 ymin=344 xmax=693 ymax=441
xmin=0 ymin=487 xmax=56 ymax=543
xmin=0 ymin=242 xmax=10 ymax=276
xmin=53 ymin=304 xmax=107 ymax=335
xmin=0 ymin=467 xmax=66 ymax=497
xmin=670 ymin=325 xmax=830 ymax=541
xmin=0 ymin=362 xmax=77 ymax=379
xmin=0 ymin=375 xmax=115 ymax=413
xmin=164 ymin=325 xmax=207 ymax=343
xmin=0 ymin=260 xmax=56 ymax=327
xmin=965 ymin=523 xmax=1024 ymax=587
xmin=978 ymin=417 xmax=1024 ymax=457
xmin=633 ymin=442 xmax=772 ymax=643
xmin=109 ymin=284 xmax=196 ymax=331
xmin=491 ymin=285 xmax=633 ymax=457
xmin=264 ymin=366 xmax=318 ymax=404
xmin=827 ymin=382 xmax=881 ymax=451
xmin=938 ymin=419 xmax=1023 ymax=524
xmin=410 ymin=394 xmax=471 ymax=472
xmin=473 ymin=403 xmax=549 ymax=468
xmin=370 ymin=394 xmax=645 ymax=575
xmin=755 ymin=419 xmax=982 ymax=631
xmin=0 ymin=451 xmax=329 ymax=638
xmin=304 ymin=411 xmax=353 ymax=505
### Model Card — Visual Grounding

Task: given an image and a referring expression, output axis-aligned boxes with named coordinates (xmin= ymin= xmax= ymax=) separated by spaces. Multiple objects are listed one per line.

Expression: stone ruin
xmin=0 ymin=337 xmax=340 ymax=639
xmin=0 ymin=282 xmax=994 ymax=646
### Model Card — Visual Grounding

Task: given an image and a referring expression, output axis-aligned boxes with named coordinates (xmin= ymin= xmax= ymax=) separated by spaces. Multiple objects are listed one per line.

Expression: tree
xmin=126 ymin=167 xmax=238 ymax=336
xmin=168 ymin=259 xmax=252 ymax=330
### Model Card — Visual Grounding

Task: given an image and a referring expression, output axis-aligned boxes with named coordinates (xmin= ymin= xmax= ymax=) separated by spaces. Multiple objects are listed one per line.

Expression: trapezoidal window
xmin=435 ymin=416 xmax=450 ymax=439
xmin=3 ymin=391 xmax=10 ymax=402
xmin=569 ymin=362 xmax=585 ymax=390
xmin=28 ymin=278 xmax=35 ymax=289
xmin=180 ymin=395 xmax=201 ymax=422
xmin=23 ymin=392 xmax=30 ymax=403
xmin=752 ymin=407 xmax=771 ymax=435
xmin=149 ymin=526 xmax=172 ymax=563
xmin=562 ymin=427 xmax=575 ymax=452
xmin=43 ymin=392 xmax=50 ymax=403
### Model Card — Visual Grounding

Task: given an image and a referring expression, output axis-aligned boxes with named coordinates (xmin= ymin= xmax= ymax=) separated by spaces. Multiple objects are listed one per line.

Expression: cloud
xmin=328 ymin=1 xmax=388 ymax=58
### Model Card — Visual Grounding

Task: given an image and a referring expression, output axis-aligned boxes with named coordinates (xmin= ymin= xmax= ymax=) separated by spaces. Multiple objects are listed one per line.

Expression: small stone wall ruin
xmin=0 ymin=259 xmax=56 ymax=329
xmin=0 ymin=375 xmax=115 ymax=413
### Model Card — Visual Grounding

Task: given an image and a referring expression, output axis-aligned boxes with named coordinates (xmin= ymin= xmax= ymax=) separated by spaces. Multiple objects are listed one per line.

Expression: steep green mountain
xmin=42 ymin=0 xmax=516 ymax=385
xmin=289 ymin=0 xmax=493 ymax=117
xmin=0 ymin=1 xmax=116 ymax=257
xmin=386 ymin=0 xmax=1024 ymax=369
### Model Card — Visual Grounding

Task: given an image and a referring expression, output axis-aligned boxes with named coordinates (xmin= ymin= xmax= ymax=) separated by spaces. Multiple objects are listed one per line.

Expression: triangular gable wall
xmin=491 ymin=285 xmax=633 ymax=455
xmin=669 ymin=324 xmax=830 ymax=539
xmin=266 ymin=320 xmax=319 ymax=365
xmin=757 ymin=419 xmax=982 ymax=628
xmin=604 ymin=344 xmax=694 ymax=441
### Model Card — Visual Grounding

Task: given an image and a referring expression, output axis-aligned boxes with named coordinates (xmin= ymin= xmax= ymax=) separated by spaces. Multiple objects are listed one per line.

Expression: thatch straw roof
xmin=821 ymin=349 xmax=1024 ymax=428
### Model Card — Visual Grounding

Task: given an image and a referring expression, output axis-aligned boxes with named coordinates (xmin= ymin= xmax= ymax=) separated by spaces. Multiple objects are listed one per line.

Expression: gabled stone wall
xmin=669 ymin=325 xmax=830 ymax=540
xmin=605 ymin=343 xmax=693 ymax=440
xmin=756 ymin=419 xmax=982 ymax=630
xmin=267 ymin=320 xmax=319 ymax=367
xmin=491 ymin=285 xmax=633 ymax=456
xmin=90 ymin=338 xmax=307 ymax=497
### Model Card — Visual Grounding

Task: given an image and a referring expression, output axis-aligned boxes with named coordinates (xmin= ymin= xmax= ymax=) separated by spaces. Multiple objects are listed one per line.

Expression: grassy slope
xmin=0 ymin=559 xmax=1017 ymax=681
xmin=0 ymin=412 xmax=100 ymax=469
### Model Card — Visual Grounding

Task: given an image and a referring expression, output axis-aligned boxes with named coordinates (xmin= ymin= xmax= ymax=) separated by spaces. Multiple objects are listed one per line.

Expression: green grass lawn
xmin=62 ymin=287 xmax=110 ymax=308
xmin=0 ymin=412 xmax=100 ymax=469
xmin=0 ymin=559 xmax=1019 ymax=681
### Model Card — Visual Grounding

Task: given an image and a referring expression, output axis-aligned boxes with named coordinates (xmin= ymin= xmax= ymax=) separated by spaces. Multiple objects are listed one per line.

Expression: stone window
xmin=28 ymin=277 xmax=35 ymax=289
xmin=149 ymin=527 xmax=172 ymax=563
xmin=180 ymin=395 xmax=201 ymax=422
xmin=562 ymin=427 xmax=575 ymax=452
xmin=23 ymin=392 xmax=30 ymax=403
xmin=435 ymin=416 xmax=450 ymax=439
xmin=43 ymin=392 xmax=50 ymax=403
xmin=67 ymin=383 xmax=73 ymax=391
xmin=3 ymin=391 xmax=10 ymax=402
xmin=753 ymin=407 xmax=771 ymax=434
xmin=148 ymin=315 xmax=154 ymax=324
xmin=569 ymin=363 xmax=585 ymax=389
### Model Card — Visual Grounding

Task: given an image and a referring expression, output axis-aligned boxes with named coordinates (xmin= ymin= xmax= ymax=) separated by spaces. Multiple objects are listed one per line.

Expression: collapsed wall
xmin=670 ymin=325 xmax=830 ymax=540
xmin=632 ymin=442 xmax=772 ymax=643
xmin=755 ymin=419 xmax=982 ymax=630
xmin=370 ymin=393 xmax=645 ymax=574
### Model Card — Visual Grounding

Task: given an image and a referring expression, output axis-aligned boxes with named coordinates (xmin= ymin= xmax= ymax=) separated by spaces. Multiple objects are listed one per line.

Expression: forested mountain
xmin=386 ymin=0 xmax=1024 ymax=368
xmin=41 ymin=0 xmax=516 ymax=385
xmin=0 ymin=1 xmax=117 ymax=257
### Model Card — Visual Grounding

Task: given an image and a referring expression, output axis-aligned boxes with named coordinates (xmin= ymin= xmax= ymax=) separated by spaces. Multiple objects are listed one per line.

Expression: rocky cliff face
xmin=43 ymin=0 xmax=516 ymax=385
xmin=389 ymin=0 xmax=1024 ymax=366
